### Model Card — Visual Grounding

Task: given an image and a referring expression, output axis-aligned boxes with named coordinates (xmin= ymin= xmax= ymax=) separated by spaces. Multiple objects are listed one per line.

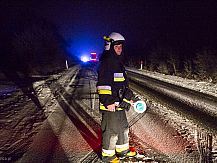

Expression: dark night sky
xmin=1 ymin=0 xmax=217 ymax=59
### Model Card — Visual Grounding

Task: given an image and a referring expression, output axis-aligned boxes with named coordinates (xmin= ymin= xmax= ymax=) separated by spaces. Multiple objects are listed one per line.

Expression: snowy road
xmin=1 ymin=64 xmax=217 ymax=162
xmin=17 ymin=66 xmax=102 ymax=163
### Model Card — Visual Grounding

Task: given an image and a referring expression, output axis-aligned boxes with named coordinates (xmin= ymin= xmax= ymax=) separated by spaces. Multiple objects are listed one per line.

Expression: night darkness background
xmin=1 ymin=0 xmax=217 ymax=81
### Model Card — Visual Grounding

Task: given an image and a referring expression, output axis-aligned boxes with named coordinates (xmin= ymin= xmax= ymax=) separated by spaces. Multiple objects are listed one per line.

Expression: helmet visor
xmin=112 ymin=40 xmax=124 ymax=45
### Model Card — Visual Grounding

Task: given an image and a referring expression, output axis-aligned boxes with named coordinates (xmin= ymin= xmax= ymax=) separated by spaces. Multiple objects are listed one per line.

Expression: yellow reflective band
xmin=98 ymin=90 xmax=112 ymax=95
xmin=123 ymin=98 xmax=131 ymax=104
xmin=116 ymin=108 xmax=124 ymax=111
xmin=102 ymin=149 xmax=116 ymax=157
xmin=114 ymin=77 xmax=125 ymax=82
xmin=100 ymin=104 xmax=108 ymax=110
xmin=116 ymin=143 xmax=129 ymax=153
xmin=114 ymin=73 xmax=125 ymax=82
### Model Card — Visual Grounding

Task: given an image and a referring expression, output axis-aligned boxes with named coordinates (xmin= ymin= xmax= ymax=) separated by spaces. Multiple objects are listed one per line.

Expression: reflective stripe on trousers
xmin=101 ymin=110 xmax=129 ymax=157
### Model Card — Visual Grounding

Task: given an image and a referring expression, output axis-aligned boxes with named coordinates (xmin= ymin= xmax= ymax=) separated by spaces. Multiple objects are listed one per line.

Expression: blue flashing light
xmin=81 ymin=56 xmax=89 ymax=62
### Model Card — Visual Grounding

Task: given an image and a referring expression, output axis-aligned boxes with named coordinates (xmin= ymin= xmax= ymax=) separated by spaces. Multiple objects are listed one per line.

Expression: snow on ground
xmin=0 ymin=71 xmax=63 ymax=162
xmin=127 ymin=68 xmax=217 ymax=98
xmin=0 ymin=67 xmax=217 ymax=162
xmin=127 ymin=67 xmax=217 ymax=162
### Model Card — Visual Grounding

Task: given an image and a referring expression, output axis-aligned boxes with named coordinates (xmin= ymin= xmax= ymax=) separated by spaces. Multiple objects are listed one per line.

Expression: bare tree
xmin=149 ymin=49 xmax=161 ymax=72
xmin=167 ymin=48 xmax=179 ymax=75
xmin=194 ymin=47 xmax=217 ymax=81
xmin=148 ymin=46 xmax=179 ymax=75
xmin=183 ymin=58 xmax=193 ymax=78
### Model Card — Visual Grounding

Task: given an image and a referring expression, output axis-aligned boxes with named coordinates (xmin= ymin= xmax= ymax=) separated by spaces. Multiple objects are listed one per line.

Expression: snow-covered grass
xmin=127 ymin=68 xmax=217 ymax=162
xmin=127 ymin=68 xmax=217 ymax=98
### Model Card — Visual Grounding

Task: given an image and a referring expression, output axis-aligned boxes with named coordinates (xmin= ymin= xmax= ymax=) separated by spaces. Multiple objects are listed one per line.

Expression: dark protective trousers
xmin=101 ymin=110 xmax=129 ymax=152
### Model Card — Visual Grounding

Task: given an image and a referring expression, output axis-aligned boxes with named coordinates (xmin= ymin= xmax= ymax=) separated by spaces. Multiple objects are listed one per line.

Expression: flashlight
xmin=133 ymin=100 xmax=147 ymax=113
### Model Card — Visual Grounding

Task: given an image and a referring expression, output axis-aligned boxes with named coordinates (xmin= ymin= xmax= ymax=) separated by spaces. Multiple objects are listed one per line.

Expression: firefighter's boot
xmin=102 ymin=156 xmax=120 ymax=163
xmin=116 ymin=147 xmax=137 ymax=159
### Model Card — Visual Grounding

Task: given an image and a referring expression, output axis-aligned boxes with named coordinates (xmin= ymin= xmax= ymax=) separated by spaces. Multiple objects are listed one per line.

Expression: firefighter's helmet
xmin=104 ymin=32 xmax=125 ymax=50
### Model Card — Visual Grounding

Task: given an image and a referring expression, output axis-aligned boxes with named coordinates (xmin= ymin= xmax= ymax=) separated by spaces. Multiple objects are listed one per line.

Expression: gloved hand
xmin=131 ymin=95 xmax=141 ymax=103
xmin=119 ymin=101 xmax=132 ymax=111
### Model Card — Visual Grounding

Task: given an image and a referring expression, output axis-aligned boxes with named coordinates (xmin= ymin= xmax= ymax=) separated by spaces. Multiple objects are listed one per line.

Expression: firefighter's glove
xmin=124 ymin=88 xmax=134 ymax=100
xmin=131 ymin=95 xmax=141 ymax=103
xmin=119 ymin=101 xmax=132 ymax=111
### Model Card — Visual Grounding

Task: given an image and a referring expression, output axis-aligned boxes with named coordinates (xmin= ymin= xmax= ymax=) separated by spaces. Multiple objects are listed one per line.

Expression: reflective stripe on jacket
xmin=97 ymin=52 xmax=130 ymax=111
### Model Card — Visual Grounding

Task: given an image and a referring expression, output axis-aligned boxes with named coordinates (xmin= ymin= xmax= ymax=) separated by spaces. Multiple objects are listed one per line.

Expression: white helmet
xmin=104 ymin=32 xmax=125 ymax=50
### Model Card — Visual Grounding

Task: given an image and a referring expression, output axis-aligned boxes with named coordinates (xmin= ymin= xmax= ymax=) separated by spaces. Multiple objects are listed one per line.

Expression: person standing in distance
xmin=97 ymin=32 xmax=138 ymax=162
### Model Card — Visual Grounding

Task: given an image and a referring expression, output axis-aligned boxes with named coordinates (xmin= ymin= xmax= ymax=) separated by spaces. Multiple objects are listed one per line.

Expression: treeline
xmin=128 ymin=46 xmax=217 ymax=83
xmin=126 ymin=1 xmax=217 ymax=83
xmin=0 ymin=9 xmax=73 ymax=75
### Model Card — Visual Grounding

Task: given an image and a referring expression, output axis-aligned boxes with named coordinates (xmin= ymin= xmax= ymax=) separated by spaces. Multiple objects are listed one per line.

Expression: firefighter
xmin=97 ymin=32 xmax=138 ymax=162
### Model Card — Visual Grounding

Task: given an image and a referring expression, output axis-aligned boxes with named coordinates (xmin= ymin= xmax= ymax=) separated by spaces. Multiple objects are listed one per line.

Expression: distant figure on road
xmin=97 ymin=32 xmax=139 ymax=162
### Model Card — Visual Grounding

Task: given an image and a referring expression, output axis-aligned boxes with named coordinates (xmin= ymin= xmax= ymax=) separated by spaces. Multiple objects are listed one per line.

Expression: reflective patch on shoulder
xmin=114 ymin=73 xmax=125 ymax=82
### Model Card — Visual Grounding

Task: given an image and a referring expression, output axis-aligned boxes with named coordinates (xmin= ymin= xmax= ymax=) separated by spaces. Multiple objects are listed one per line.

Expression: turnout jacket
xmin=97 ymin=51 xmax=133 ymax=111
